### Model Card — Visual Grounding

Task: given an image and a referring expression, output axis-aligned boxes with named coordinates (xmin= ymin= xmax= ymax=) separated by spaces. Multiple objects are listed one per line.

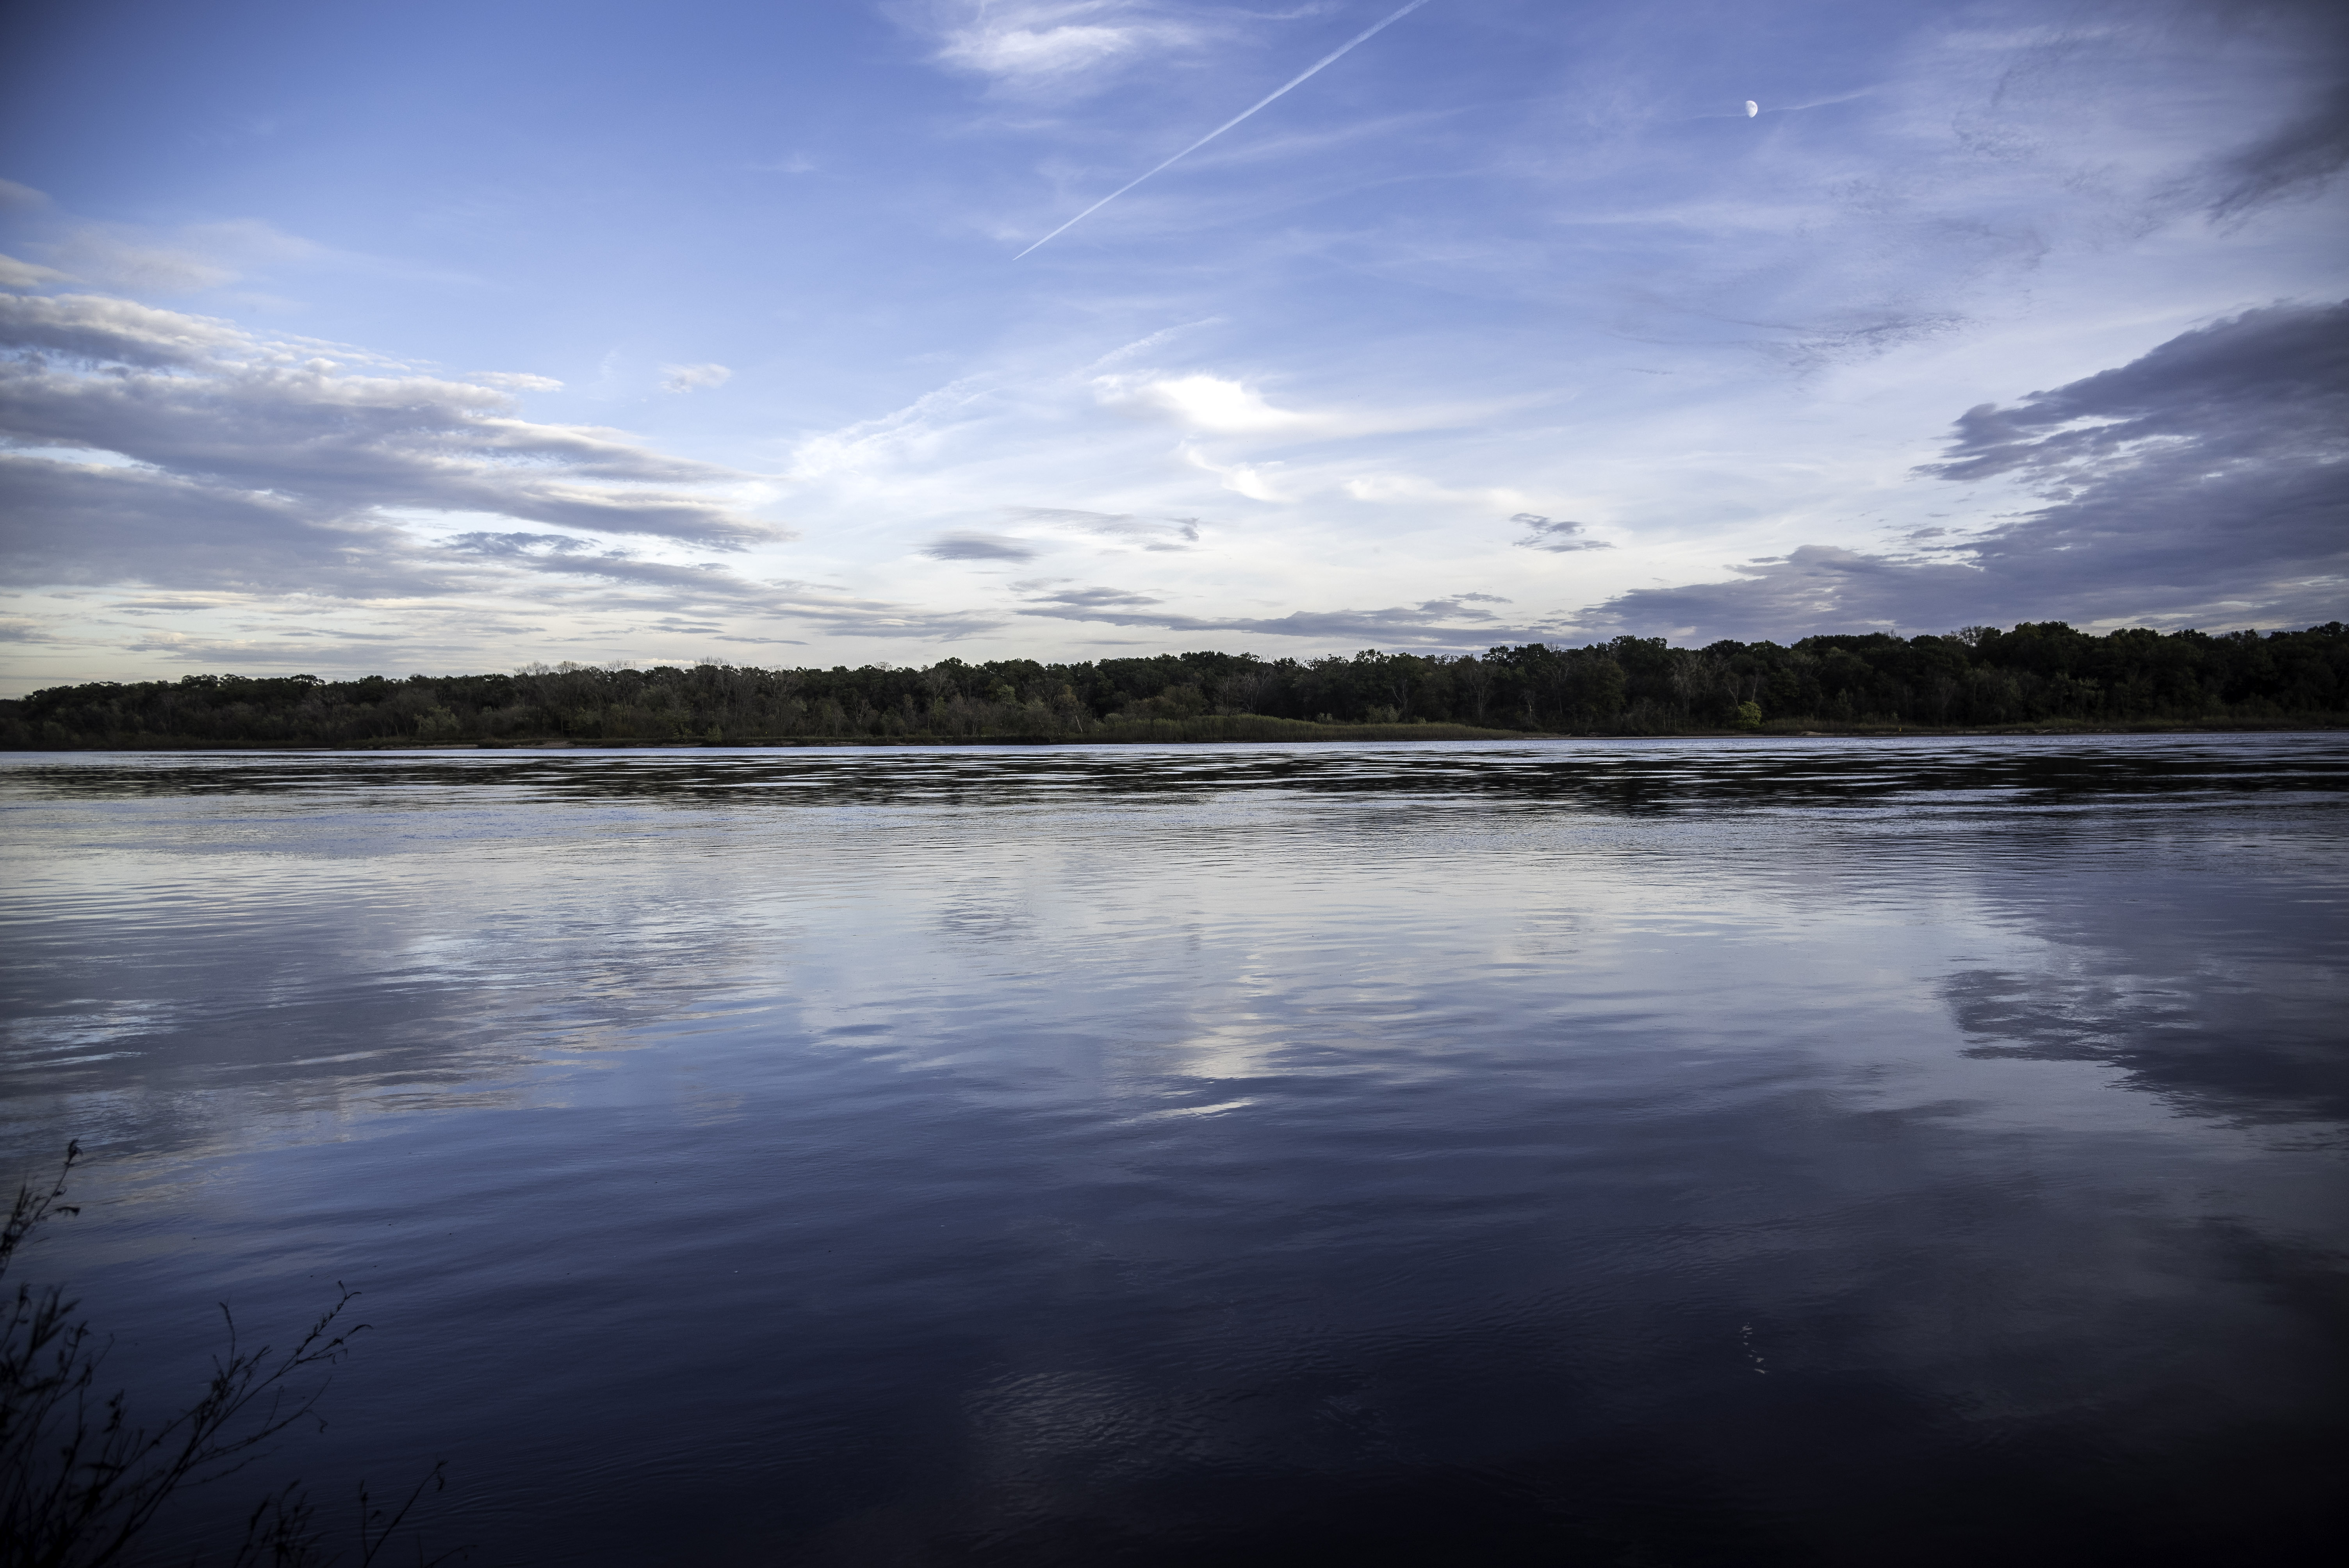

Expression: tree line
xmin=4 ymin=622 xmax=2344 ymax=748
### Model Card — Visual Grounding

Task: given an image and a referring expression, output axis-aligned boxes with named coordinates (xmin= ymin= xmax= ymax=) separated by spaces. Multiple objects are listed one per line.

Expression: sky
xmin=1 ymin=0 xmax=2344 ymax=690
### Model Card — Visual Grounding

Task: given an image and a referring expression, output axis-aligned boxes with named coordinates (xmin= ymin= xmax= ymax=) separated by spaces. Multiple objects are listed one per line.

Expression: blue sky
xmin=2 ymin=0 xmax=2343 ymax=688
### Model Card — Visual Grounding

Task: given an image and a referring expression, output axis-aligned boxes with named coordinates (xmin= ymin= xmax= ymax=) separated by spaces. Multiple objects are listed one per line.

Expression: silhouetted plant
xmin=223 ymin=1466 xmax=452 ymax=1568
xmin=0 ymin=1144 xmax=455 ymax=1568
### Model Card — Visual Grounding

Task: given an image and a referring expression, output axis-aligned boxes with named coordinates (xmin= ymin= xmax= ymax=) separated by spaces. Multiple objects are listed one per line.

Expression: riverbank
xmin=8 ymin=713 xmax=2344 ymax=750
xmin=9 ymin=626 xmax=2344 ymax=751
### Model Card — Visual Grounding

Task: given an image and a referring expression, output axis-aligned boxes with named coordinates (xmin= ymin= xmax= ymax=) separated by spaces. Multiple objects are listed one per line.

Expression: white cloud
xmin=470 ymin=371 xmax=565 ymax=392
xmin=1093 ymin=370 xmax=1489 ymax=445
xmin=1179 ymin=443 xmax=1287 ymax=502
xmin=0 ymin=291 xmax=276 ymax=367
xmin=659 ymin=362 xmax=733 ymax=393
xmin=921 ymin=2 xmax=1195 ymax=88
xmin=0 ymin=253 xmax=73 ymax=289
xmin=0 ymin=296 xmax=1091 ymax=672
xmin=1341 ymin=472 xmax=1543 ymax=511
xmin=1095 ymin=371 xmax=1323 ymax=435
xmin=945 ymin=22 xmax=1136 ymax=78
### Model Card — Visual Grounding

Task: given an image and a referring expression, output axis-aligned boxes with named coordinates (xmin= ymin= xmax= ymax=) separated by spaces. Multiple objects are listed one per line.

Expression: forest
xmin=4 ymin=622 xmax=2345 ymax=748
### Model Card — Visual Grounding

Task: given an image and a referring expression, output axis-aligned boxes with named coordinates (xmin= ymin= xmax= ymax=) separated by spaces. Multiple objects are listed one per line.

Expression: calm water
xmin=3 ymin=737 xmax=2344 ymax=1565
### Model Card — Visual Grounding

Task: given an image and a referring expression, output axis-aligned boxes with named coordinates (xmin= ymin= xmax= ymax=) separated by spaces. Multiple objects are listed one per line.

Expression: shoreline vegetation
xmin=5 ymin=622 xmax=2344 ymax=750
xmin=2 ymin=1144 xmax=456 ymax=1568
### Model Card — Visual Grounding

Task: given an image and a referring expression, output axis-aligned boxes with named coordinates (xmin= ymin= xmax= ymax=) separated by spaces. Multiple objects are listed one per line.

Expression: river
xmin=3 ymin=736 xmax=2343 ymax=1564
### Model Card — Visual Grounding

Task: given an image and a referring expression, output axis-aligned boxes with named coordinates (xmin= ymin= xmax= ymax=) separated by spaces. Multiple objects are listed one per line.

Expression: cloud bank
xmin=1589 ymin=301 xmax=2349 ymax=640
xmin=0 ymin=292 xmax=779 ymax=597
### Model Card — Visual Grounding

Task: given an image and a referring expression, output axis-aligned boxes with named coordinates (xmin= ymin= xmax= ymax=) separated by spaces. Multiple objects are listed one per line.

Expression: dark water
xmin=3 ymin=737 xmax=2344 ymax=1566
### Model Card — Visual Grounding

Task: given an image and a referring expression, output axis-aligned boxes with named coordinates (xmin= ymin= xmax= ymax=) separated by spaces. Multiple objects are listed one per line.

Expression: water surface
xmin=3 ymin=737 xmax=2344 ymax=1564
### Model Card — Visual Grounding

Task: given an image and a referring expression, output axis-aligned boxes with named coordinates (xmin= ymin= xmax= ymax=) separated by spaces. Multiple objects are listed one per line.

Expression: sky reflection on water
xmin=2 ymin=737 xmax=2344 ymax=1565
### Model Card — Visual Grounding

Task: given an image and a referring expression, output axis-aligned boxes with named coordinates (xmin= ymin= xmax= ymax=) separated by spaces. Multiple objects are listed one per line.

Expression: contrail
xmin=1013 ymin=0 xmax=1436 ymax=260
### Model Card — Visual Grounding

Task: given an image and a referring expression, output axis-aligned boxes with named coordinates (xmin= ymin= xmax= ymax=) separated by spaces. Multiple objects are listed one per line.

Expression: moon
xmin=1745 ymin=100 xmax=1759 ymax=117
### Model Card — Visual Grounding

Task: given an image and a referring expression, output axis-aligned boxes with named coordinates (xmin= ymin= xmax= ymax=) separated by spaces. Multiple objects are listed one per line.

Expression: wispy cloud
xmin=0 ymin=294 xmax=781 ymax=582
xmin=9 ymin=2 xmax=2342 ymax=686
xmin=1094 ymin=372 xmax=1324 ymax=435
xmin=36 ymin=221 xmax=308 ymax=295
xmin=922 ymin=530 xmax=1041 ymax=561
xmin=659 ymin=362 xmax=732 ymax=393
xmin=1003 ymin=505 xmax=1200 ymax=549
xmin=0 ymin=254 xmax=73 ymax=289
xmin=468 ymin=371 xmax=564 ymax=392
xmin=916 ymin=1 xmax=1202 ymax=91
xmin=0 ymin=202 xmax=328 ymax=298
xmin=1512 ymin=514 xmax=1611 ymax=553
xmin=1007 ymin=0 xmax=1435 ymax=256
xmin=1014 ymin=582 xmax=1162 ymax=610
xmin=1012 ymin=578 xmax=1567 ymax=649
